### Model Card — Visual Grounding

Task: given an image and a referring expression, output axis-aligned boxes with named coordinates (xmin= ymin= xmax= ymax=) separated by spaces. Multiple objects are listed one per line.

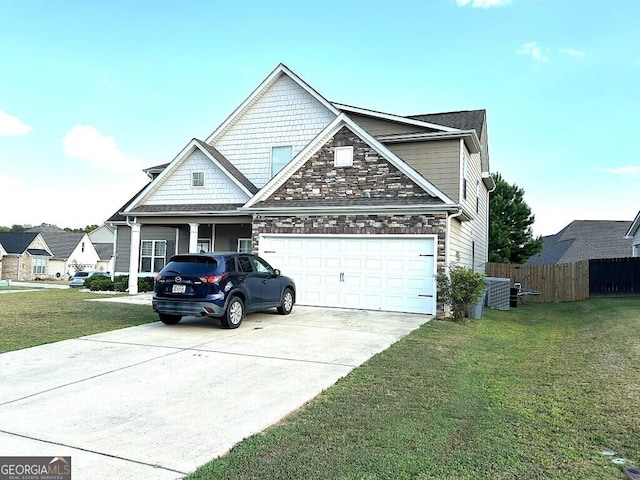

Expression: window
xmin=271 ymin=146 xmax=292 ymax=176
xmin=476 ymin=180 xmax=480 ymax=214
xmin=81 ymin=242 xmax=85 ymax=253
xmin=192 ymin=172 xmax=205 ymax=187
xmin=140 ymin=240 xmax=167 ymax=272
xmin=236 ymin=256 xmax=253 ymax=273
xmin=197 ymin=239 xmax=210 ymax=253
xmin=334 ymin=146 xmax=353 ymax=167
xmin=237 ymin=238 xmax=252 ymax=253
xmin=462 ymin=156 xmax=469 ymax=200
xmin=32 ymin=257 xmax=46 ymax=275
xmin=251 ymin=256 xmax=273 ymax=275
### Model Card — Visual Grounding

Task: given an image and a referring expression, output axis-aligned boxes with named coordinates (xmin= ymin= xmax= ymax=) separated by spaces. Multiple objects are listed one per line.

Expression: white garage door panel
xmin=260 ymin=235 xmax=436 ymax=315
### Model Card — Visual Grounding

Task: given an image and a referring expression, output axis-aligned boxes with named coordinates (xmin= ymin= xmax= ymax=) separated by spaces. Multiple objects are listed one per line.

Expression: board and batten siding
xmin=212 ymin=74 xmax=336 ymax=188
xmin=143 ymin=149 xmax=249 ymax=205
xmin=385 ymin=139 xmax=461 ymax=202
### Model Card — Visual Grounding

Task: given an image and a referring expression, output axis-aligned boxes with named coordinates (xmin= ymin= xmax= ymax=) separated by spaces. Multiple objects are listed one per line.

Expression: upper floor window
xmin=192 ymin=172 xmax=205 ymax=187
xmin=335 ymin=146 xmax=353 ymax=167
xmin=271 ymin=146 xmax=292 ymax=177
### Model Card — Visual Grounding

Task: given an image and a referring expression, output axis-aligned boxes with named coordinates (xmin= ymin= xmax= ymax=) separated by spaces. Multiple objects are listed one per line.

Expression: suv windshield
xmin=163 ymin=257 xmax=219 ymax=275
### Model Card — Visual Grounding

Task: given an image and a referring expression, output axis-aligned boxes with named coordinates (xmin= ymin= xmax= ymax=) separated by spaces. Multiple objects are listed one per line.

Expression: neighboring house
xmin=27 ymin=226 xmax=102 ymax=279
xmin=0 ymin=232 xmax=53 ymax=281
xmin=88 ymin=224 xmax=116 ymax=273
xmin=527 ymin=220 xmax=633 ymax=265
xmin=106 ymin=64 xmax=494 ymax=315
xmin=624 ymin=210 xmax=640 ymax=257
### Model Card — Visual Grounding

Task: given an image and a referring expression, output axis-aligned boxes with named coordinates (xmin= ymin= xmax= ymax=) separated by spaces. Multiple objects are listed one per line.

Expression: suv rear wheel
xmin=221 ymin=296 xmax=244 ymax=329
xmin=159 ymin=313 xmax=182 ymax=325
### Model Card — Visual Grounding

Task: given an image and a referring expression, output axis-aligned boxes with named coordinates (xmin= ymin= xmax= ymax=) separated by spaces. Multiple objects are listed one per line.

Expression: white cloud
xmin=561 ymin=48 xmax=586 ymax=58
xmin=456 ymin=0 xmax=511 ymax=7
xmin=595 ymin=166 xmax=640 ymax=175
xmin=0 ymin=110 xmax=32 ymax=136
xmin=518 ymin=41 xmax=549 ymax=63
xmin=63 ymin=124 xmax=145 ymax=174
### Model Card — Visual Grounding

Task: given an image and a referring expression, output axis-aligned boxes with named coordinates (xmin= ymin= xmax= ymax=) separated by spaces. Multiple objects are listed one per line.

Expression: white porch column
xmin=128 ymin=222 xmax=141 ymax=294
xmin=211 ymin=224 xmax=216 ymax=252
xmin=189 ymin=223 xmax=199 ymax=253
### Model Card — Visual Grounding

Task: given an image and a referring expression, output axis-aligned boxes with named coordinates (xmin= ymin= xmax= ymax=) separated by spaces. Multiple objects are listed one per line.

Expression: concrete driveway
xmin=0 ymin=306 xmax=429 ymax=479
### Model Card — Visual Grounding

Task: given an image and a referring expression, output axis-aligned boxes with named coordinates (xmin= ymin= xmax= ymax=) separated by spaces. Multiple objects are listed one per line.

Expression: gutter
xmin=445 ymin=209 xmax=464 ymax=272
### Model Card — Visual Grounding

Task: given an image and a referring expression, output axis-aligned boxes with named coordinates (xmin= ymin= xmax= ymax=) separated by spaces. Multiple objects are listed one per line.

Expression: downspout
xmin=445 ymin=208 xmax=464 ymax=272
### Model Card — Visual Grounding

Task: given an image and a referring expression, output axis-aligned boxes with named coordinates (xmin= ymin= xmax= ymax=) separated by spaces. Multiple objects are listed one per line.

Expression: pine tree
xmin=489 ymin=172 xmax=543 ymax=263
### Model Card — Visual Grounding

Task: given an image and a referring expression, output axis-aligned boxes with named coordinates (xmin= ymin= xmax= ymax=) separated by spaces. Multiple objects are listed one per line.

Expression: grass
xmin=186 ymin=298 xmax=640 ymax=480
xmin=0 ymin=289 xmax=157 ymax=353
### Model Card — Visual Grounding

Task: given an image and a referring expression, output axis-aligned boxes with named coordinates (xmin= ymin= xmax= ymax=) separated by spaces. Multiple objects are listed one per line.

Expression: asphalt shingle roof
xmin=407 ymin=110 xmax=486 ymax=137
xmin=527 ymin=220 xmax=633 ymax=265
xmin=0 ymin=232 xmax=40 ymax=254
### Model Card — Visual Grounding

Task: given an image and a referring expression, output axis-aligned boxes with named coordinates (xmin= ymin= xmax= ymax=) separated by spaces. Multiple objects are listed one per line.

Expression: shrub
xmin=436 ymin=265 xmax=485 ymax=324
xmin=85 ymin=276 xmax=114 ymax=292
xmin=113 ymin=276 xmax=128 ymax=292
xmin=138 ymin=277 xmax=154 ymax=292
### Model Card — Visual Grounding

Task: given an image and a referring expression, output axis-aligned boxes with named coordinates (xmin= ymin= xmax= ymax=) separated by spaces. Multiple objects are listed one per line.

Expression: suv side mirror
xmin=273 ymin=269 xmax=281 ymax=277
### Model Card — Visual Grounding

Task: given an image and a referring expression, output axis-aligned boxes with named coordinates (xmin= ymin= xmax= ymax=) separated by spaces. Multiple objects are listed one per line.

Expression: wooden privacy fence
xmin=485 ymin=261 xmax=590 ymax=303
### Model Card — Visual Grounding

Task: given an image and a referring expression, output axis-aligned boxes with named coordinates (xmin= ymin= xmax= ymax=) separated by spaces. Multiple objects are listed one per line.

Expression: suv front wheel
xmin=221 ymin=296 xmax=244 ymax=329
xmin=159 ymin=313 xmax=182 ymax=325
xmin=277 ymin=288 xmax=294 ymax=315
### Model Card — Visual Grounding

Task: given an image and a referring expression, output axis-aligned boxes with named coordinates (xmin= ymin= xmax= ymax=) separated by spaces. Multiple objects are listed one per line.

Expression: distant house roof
xmin=625 ymin=210 xmax=640 ymax=239
xmin=27 ymin=249 xmax=52 ymax=257
xmin=0 ymin=232 xmax=42 ymax=255
xmin=93 ymin=243 xmax=114 ymax=261
xmin=527 ymin=220 xmax=633 ymax=265
xmin=39 ymin=232 xmax=85 ymax=260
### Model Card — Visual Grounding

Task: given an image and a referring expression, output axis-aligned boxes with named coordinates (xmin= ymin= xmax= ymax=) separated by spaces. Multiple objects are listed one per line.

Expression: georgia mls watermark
xmin=0 ymin=457 xmax=71 ymax=480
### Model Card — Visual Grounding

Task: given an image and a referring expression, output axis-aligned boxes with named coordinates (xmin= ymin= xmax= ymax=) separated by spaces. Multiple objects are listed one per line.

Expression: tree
xmin=489 ymin=172 xmax=543 ymax=263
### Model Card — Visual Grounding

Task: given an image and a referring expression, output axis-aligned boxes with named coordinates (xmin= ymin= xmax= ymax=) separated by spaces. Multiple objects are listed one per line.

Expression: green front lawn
xmin=188 ymin=298 xmax=640 ymax=480
xmin=0 ymin=289 xmax=157 ymax=353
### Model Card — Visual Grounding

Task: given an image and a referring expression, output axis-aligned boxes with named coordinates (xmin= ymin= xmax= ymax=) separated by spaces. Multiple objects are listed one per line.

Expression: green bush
xmin=436 ymin=265 xmax=485 ymax=324
xmin=113 ymin=276 xmax=128 ymax=292
xmin=85 ymin=276 xmax=114 ymax=292
xmin=138 ymin=277 xmax=154 ymax=293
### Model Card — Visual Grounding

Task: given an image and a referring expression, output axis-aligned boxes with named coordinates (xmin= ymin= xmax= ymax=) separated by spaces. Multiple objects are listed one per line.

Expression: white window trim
xmin=271 ymin=146 xmax=293 ymax=177
xmin=237 ymin=238 xmax=252 ymax=253
xmin=192 ymin=172 xmax=205 ymax=187
xmin=32 ymin=257 xmax=46 ymax=275
xmin=140 ymin=240 xmax=167 ymax=273
xmin=334 ymin=146 xmax=353 ymax=167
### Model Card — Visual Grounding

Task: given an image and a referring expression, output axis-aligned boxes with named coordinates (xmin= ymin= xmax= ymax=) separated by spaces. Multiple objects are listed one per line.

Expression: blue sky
xmin=0 ymin=0 xmax=638 ymax=236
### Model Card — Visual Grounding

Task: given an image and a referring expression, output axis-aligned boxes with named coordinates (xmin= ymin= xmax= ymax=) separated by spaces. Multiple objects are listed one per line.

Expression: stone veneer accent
xmin=250 ymin=125 xmax=451 ymax=315
xmin=267 ymin=126 xmax=434 ymax=202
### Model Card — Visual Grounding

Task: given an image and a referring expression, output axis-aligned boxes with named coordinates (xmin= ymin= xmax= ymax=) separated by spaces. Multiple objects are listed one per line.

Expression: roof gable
xmin=205 ymin=64 xmax=341 ymax=145
xmin=244 ymin=114 xmax=455 ymax=211
xmin=625 ymin=210 xmax=640 ymax=238
xmin=0 ymin=232 xmax=49 ymax=255
xmin=124 ymin=139 xmax=257 ymax=215
xmin=37 ymin=232 xmax=86 ymax=259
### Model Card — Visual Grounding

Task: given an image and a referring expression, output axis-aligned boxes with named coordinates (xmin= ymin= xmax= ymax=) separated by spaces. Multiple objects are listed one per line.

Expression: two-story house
xmin=107 ymin=64 xmax=494 ymax=315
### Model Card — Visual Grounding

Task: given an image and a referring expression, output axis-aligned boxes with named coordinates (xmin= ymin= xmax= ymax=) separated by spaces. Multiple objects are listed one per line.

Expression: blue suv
xmin=152 ymin=252 xmax=295 ymax=328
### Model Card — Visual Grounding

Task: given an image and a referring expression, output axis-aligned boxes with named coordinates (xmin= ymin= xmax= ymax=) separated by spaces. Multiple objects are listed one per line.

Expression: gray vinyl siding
xmin=385 ymin=139 xmax=461 ymax=202
xmin=214 ymin=224 xmax=252 ymax=251
xmin=114 ymin=225 xmax=180 ymax=273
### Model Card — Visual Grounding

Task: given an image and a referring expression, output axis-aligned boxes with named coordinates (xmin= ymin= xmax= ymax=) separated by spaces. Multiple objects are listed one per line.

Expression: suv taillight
xmin=199 ymin=273 xmax=228 ymax=284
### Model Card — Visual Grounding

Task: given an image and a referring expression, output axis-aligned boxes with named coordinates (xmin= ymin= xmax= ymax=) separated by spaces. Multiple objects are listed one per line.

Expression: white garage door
xmin=259 ymin=235 xmax=436 ymax=315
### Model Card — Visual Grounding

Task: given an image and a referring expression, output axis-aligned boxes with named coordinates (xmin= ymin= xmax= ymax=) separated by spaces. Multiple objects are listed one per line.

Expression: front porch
xmin=115 ymin=216 xmax=252 ymax=293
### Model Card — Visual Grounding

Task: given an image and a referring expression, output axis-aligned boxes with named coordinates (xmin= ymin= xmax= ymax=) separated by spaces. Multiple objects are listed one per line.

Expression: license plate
xmin=172 ymin=284 xmax=186 ymax=294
